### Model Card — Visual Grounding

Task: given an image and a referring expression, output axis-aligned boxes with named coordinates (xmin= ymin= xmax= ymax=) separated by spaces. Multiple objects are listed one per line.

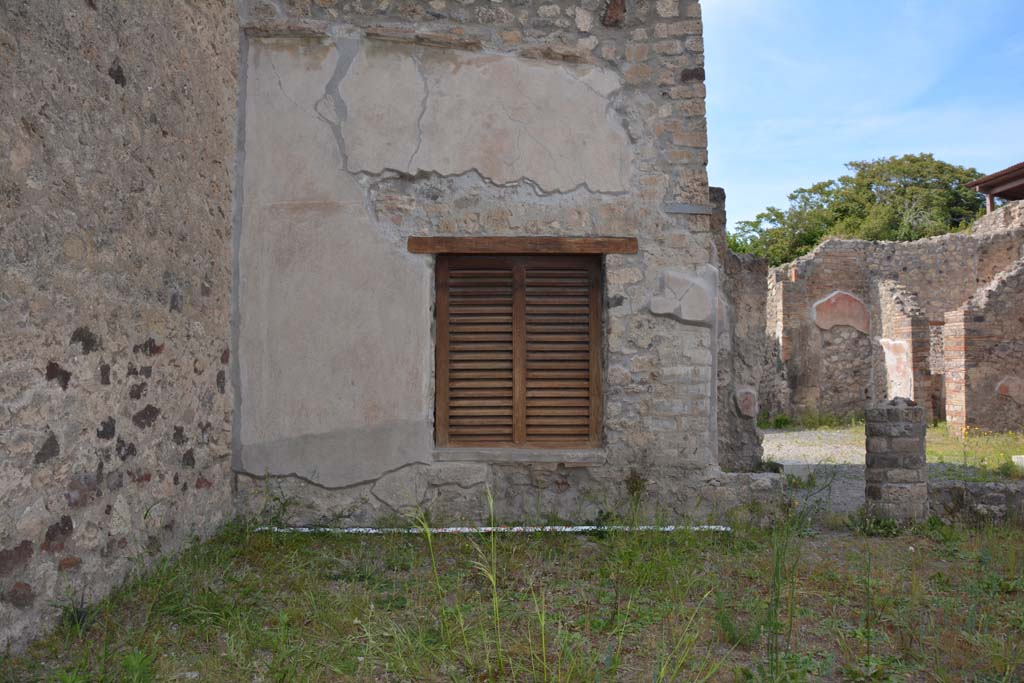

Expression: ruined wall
xmin=765 ymin=243 xmax=874 ymax=417
xmin=764 ymin=226 xmax=1024 ymax=420
xmin=712 ymin=187 xmax=766 ymax=471
xmin=233 ymin=0 xmax=781 ymax=526
xmin=0 ymin=2 xmax=237 ymax=650
xmin=971 ymin=199 xmax=1024 ymax=236
xmin=876 ymin=282 xmax=933 ymax=418
xmin=943 ymin=261 xmax=1024 ymax=433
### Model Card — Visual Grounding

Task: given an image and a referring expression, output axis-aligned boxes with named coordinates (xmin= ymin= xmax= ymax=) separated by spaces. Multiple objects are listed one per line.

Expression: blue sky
xmin=703 ymin=0 xmax=1024 ymax=231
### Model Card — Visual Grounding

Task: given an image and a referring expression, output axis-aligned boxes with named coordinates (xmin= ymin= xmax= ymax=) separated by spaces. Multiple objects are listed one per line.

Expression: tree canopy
xmin=727 ymin=154 xmax=986 ymax=266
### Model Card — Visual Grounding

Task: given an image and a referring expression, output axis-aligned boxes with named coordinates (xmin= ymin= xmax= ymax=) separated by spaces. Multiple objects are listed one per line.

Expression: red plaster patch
xmin=58 ymin=556 xmax=82 ymax=571
xmin=996 ymin=377 xmax=1024 ymax=405
xmin=812 ymin=291 xmax=869 ymax=334
xmin=734 ymin=387 xmax=759 ymax=418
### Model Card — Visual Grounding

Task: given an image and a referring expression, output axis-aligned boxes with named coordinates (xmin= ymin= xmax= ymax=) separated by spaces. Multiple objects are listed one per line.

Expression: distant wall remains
xmin=763 ymin=213 xmax=1024 ymax=422
xmin=944 ymin=261 xmax=1024 ymax=433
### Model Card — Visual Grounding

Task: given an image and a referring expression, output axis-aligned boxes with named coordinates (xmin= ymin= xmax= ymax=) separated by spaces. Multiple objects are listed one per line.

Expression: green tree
xmin=729 ymin=154 xmax=986 ymax=265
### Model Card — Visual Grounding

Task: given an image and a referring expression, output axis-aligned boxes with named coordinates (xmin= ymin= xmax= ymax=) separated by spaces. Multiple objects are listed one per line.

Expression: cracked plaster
xmin=337 ymin=39 xmax=633 ymax=193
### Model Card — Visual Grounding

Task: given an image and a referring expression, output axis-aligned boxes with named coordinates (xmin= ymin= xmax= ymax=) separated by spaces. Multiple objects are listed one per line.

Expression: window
xmin=434 ymin=254 xmax=603 ymax=448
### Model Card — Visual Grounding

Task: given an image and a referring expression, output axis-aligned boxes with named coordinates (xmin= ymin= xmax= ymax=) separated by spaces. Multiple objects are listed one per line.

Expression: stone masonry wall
xmin=712 ymin=187 xmax=766 ymax=472
xmin=876 ymin=281 xmax=933 ymax=420
xmin=972 ymin=199 xmax=1024 ymax=236
xmin=763 ymin=225 xmax=1024 ymax=420
xmin=232 ymin=0 xmax=782 ymax=527
xmin=0 ymin=2 xmax=237 ymax=650
xmin=943 ymin=260 xmax=1024 ymax=433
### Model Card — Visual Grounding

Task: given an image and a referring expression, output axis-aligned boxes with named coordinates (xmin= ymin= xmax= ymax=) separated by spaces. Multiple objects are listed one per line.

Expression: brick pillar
xmin=865 ymin=397 xmax=928 ymax=524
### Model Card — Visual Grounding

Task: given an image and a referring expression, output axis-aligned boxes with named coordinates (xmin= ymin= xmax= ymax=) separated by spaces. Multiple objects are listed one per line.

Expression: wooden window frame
xmin=435 ymin=253 xmax=604 ymax=449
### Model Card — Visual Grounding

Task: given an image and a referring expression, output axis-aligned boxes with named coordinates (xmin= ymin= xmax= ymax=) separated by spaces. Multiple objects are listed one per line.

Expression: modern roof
xmin=967 ymin=160 xmax=1024 ymax=201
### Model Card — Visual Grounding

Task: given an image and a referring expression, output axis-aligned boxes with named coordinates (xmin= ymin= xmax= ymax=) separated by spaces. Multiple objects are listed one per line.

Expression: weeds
xmin=6 ymin=514 xmax=1024 ymax=682
xmin=120 ymin=649 xmax=156 ymax=683
xmin=927 ymin=424 xmax=1024 ymax=481
xmin=469 ymin=487 xmax=505 ymax=678
xmin=847 ymin=508 xmax=902 ymax=537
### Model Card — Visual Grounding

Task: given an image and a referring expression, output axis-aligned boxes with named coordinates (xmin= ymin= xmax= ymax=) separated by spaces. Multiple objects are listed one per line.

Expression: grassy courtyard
xmin=4 ymin=509 xmax=1024 ymax=683
xmin=763 ymin=415 xmax=1024 ymax=483
xmin=925 ymin=426 xmax=1024 ymax=481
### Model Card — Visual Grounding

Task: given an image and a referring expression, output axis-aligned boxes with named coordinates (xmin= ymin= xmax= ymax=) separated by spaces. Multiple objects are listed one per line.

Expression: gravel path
xmin=762 ymin=428 xmax=867 ymax=515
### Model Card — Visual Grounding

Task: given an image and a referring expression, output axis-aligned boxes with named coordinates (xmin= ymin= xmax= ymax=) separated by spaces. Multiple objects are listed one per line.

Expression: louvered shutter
xmin=436 ymin=254 xmax=601 ymax=448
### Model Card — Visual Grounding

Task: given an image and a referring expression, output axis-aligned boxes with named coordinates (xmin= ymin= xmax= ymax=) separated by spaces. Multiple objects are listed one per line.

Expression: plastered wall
xmin=233 ymin=0 xmax=779 ymax=526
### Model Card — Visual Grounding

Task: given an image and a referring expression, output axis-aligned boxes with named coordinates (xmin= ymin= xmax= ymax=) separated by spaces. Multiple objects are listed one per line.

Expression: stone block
xmin=649 ymin=267 xmax=715 ymax=326
xmin=865 ymin=422 xmax=895 ymax=438
xmin=864 ymin=468 xmax=886 ymax=483
xmin=865 ymin=436 xmax=889 ymax=453
xmin=889 ymin=436 xmax=925 ymax=453
xmin=866 ymin=453 xmax=899 ymax=470
xmin=885 ymin=468 xmax=925 ymax=484
xmin=864 ymin=407 xmax=887 ymax=422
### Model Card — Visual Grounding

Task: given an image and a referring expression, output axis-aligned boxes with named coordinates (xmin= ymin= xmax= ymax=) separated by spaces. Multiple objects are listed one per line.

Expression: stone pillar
xmin=865 ymin=397 xmax=928 ymax=524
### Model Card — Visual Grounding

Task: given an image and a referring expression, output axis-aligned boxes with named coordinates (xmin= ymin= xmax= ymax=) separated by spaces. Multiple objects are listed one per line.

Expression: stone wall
xmin=712 ymin=187 xmax=766 ymax=471
xmin=233 ymin=0 xmax=780 ymax=526
xmin=0 ymin=2 xmax=238 ymax=650
xmin=943 ymin=260 xmax=1024 ymax=432
xmin=972 ymin=199 xmax=1024 ymax=236
xmin=763 ymin=224 xmax=1024 ymax=421
xmin=929 ymin=480 xmax=1024 ymax=524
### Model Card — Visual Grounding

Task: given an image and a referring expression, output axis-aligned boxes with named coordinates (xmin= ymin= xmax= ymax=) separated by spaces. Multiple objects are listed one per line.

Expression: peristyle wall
xmin=232 ymin=0 xmax=778 ymax=525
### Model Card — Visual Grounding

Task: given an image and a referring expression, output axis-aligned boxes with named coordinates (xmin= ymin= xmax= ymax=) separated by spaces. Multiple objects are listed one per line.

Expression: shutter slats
xmin=437 ymin=257 xmax=514 ymax=446
xmin=524 ymin=262 xmax=598 ymax=446
xmin=437 ymin=254 xmax=601 ymax=448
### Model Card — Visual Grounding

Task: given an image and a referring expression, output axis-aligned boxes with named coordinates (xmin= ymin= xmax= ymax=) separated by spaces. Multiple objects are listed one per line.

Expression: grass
xmin=4 ymin=509 xmax=1024 ymax=682
xmin=925 ymin=423 xmax=1024 ymax=482
xmin=767 ymin=418 xmax=1024 ymax=482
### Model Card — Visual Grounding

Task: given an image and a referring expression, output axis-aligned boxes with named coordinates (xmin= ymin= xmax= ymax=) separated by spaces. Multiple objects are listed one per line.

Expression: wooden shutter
xmin=436 ymin=254 xmax=601 ymax=448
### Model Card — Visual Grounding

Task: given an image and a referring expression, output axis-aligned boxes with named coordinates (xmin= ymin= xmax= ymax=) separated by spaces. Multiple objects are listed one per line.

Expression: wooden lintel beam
xmin=407 ymin=236 xmax=639 ymax=255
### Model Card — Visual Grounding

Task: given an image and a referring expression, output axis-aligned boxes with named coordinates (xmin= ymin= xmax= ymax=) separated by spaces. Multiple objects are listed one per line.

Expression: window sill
xmin=433 ymin=448 xmax=607 ymax=465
